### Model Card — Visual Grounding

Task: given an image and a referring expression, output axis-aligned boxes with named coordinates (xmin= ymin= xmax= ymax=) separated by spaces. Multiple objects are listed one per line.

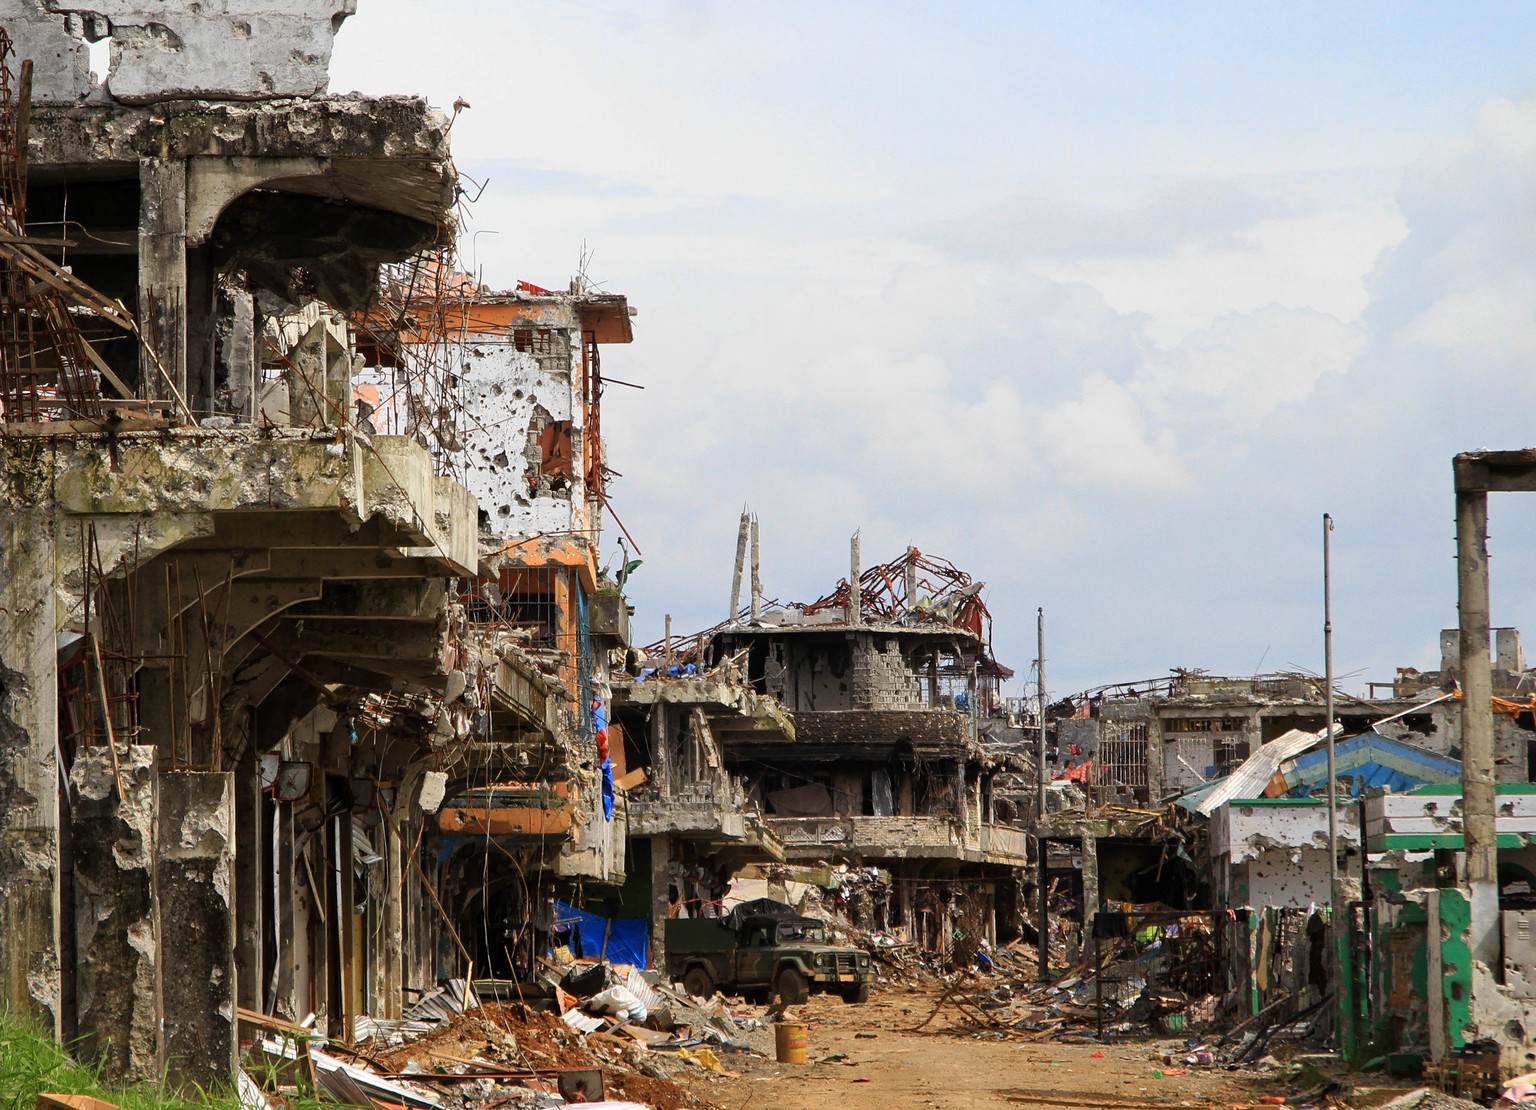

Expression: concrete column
xmin=286 ymin=319 xmax=329 ymax=429
xmin=233 ymin=743 xmax=263 ymax=1013
xmin=69 ymin=746 xmax=161 ymax=1081
xmin=1427 ymin=890 xmax=1447 ymax=1061
xmin=749 ymin=515 xmax=762 ymax=622
xmin=1080 ymin=830 xmax=1100 ymax=930
xmin=728 ymin=512 xmax=749 ymax=624
xmin=1456 ymin=486 xmax=1499 ymax=967
xmin=848 ymin=532 xmax=861 ymax=625
xmin=653 ymin=704 xmax=668 ymax=794
xmin=380 ymin=809 xmax=404 ymax=1018
xmin=407 ymin=825 xmax=433 ymax=992
xmin=185 ymin=243 xmax=216 ymax=413
xmin=649 ymin=834 xmax=670 ymax=971
xmin=1497 ymin=627 xmax=1526 ymax=673
xmin=273 ymin=799 xmax=298 ymax=1017
xmin=1145 ymin=718 xmax=1164 ymax=800
xmin=139 ymin=158 xmax=189 ymax=403
xmin=158 ymin=770 xmax=236 ymax=1089
xmin=217 ymin=284 xmax=258 ymax=421
xmin=0 ymin=506 xmax=61 ymax=1032
xmin=956 ymin=762 xmax=970 ymax=833
xmin=325 ymin=342 xmax=358 ymax=430
xmin=326 ymin=808 xmax=356 ymax=1039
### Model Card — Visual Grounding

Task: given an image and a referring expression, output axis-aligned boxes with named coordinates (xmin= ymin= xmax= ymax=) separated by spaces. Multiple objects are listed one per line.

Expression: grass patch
xmin=0 ymin=1018 xmax=247 ymax=1110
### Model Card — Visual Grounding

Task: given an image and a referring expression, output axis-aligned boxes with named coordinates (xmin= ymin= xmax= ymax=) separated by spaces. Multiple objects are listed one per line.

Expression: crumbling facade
xmin=628 ymin=536 xmax=1031 ymax=965
xmin=0 ymin=4 xmax=636 ymax=1088
xmin=611 ymin=671 xmax=795 ymax=967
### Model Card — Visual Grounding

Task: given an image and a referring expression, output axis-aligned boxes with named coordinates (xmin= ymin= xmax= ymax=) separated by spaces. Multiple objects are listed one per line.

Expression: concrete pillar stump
xmin=70 ymin=745 xmax=161 ymax=1081
xmin=158 ymin=770 xmax=236 ymax=1088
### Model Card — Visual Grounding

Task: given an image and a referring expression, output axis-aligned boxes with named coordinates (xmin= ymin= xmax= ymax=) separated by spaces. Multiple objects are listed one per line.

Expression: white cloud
xmin=1038 ymin=374 xmax=1189 ymax=492
xmin=1368 ymin=99 xmax=1536 ymax=376
xmin=928 ymin=179 xmax=1293 ymax=261
xmin=327 ymin=5 xmax=1536 ymax=693
xmin=1051 ymin=199 xmax=1406 ymax=344
xmin=1137 ymin=306 xmax=1367 ymax=433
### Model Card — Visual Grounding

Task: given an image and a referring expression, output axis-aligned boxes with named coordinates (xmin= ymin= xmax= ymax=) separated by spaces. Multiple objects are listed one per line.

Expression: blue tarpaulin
xmin=553 ymin=899 xmax=648 ymax=967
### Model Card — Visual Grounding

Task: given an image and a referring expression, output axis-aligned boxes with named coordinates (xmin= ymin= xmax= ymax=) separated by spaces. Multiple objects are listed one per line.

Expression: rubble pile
xmin=809 ymin=896 xmax=950 ymax=984
xmin=914 ymin=937 xmax=1223 ymax=1044
xmin=239 ymin=962 xmax=785 ymax=1110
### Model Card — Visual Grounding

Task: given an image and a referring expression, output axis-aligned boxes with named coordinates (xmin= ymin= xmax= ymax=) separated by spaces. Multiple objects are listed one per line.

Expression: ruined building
xmin=1030 ymin=645 xmax=1536 ymax=928
xmin=0 ymin=2 xmax=633 ymax=1087
xmin=382 ymin=272 xmax=638 ymax=968
xmin=1359 ymin=449 xmax=1536 ymax=1074
xmin=612 ymin=662 xmax=797 ymax=966
xmin=1026 ymin=596 xmax=1536 ymax=1070
xmin=619 ymin=531 xmax=1031 ymax=965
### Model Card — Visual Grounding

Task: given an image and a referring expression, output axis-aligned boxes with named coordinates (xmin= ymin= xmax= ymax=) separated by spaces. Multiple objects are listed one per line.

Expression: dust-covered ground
xmin=672 ymin=984 xmax=1266 ymax=1110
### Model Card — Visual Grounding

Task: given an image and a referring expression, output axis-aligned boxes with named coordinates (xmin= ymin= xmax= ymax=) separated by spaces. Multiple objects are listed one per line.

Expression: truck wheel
xmin=775 ymin=967 xmax=810 ymax=1005
xmin=841 ymin=983 xmax=871 ymax=1004
xmin=682 ymin=966 xmax=714 ymax=1000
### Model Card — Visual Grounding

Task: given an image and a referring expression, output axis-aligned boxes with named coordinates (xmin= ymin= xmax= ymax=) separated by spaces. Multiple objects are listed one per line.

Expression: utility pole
xmin=1323 ymin=512 xmax=1349 ymax=1056
xmin=1037 ymin=608 xmax=1047 ymax=820
xmin=1036 ymin=607 xmax=1049 ymax=979
xmin=1324 ymin=513 xmax=1337 ymax=915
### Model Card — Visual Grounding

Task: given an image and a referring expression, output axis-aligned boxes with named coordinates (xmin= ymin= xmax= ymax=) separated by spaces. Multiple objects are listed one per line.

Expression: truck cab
xmin=666 ymin=909 xmax=874 ymax=1004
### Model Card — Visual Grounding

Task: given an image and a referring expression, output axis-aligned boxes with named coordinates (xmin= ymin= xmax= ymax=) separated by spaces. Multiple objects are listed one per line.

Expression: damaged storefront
xmin=0 ymin=2 xmax=639 ymax=1087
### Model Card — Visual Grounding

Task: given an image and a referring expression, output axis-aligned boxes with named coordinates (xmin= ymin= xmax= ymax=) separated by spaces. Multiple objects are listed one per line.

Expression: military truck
xmin=665 ymin=905 xmax=874 ymax=1004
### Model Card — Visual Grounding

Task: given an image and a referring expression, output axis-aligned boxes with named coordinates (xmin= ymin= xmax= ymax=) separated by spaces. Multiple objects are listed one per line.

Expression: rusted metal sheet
xmin=438 ymin=781 xmax=575 ymax=837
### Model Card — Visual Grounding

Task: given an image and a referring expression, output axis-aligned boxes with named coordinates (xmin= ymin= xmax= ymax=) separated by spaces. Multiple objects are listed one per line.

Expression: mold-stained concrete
xmin=69 ymin=745 xmax=160 ymax=1080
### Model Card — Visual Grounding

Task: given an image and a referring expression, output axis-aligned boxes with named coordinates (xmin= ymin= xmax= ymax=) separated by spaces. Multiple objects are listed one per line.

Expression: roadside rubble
xmin=910 ymin=936 xmax=1224 ymax=1045
xmin=233 ymin=961 xmax=783 ymax=1110
xmin=811 ymin=903 xmax=949 ymax=984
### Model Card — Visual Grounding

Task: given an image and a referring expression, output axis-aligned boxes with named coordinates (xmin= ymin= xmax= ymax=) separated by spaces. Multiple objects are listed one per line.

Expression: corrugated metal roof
xmin=561 ymin=1009 xmax=605 ymax=1034
xmin=1280 ymin=731 xmax=1461 ymax=796
xmin=1193 ymin=727 xmax=1327 ymax=816
xmin=403 ymin=977 xmax=476 ymax=1021
xmin=624 ymin=968 xmax=664 ymax=1014
xmin=1172 ymin=779 xmax=1224 ymax=814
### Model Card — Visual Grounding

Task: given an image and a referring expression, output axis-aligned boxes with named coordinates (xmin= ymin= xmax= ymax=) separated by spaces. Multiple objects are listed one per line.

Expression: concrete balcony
xmin=766 ymin=815 xmax=1032 ymax=865
xmin=973 ymin=821 xmax=1032 ymax=864
xmin=51 ymin=428 xmax=478 ymax=576
xmin=627 ymin=785 xmax=747 ymax=839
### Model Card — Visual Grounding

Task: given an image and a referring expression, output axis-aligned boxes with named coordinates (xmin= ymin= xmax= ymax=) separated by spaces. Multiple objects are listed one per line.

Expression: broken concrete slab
xmin=13 ymin=0 xmax=355 ymax=104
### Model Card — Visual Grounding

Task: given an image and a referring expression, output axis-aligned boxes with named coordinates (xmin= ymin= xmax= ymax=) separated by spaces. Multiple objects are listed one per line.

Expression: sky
xmin=331 ymin=2 xmax=1536 ymax=699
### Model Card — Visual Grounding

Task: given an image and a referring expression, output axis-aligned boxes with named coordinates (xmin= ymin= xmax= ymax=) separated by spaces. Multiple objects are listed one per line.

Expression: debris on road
xmin=236 ymin=958 xmax=797 ymax=1110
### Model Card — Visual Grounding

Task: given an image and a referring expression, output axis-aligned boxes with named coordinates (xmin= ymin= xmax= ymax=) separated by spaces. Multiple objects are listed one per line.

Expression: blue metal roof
xmin=1175 ymin=730 xmax=1461 ymax=813
xmin=1281 ymin=731 xmax=1460 ymax=797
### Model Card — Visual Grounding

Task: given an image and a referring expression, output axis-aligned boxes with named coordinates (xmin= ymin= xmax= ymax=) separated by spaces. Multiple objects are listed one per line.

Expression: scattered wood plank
xmin=37 ymin=1095 xmax=126 ymax=1110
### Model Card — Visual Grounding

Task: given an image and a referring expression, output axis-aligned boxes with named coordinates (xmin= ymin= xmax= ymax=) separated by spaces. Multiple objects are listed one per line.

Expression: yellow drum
xmin=774 ymin=1020 xmax=808 ymax=1064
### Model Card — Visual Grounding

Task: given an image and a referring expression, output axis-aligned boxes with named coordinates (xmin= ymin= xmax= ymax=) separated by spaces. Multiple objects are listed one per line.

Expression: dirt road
xmin=681 ymin=985 xmax=1261 ymax=1110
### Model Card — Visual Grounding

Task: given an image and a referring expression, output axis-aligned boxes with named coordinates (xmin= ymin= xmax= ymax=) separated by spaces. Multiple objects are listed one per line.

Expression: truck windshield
xmin=775 ymin=922 xmax=826 ymax=944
